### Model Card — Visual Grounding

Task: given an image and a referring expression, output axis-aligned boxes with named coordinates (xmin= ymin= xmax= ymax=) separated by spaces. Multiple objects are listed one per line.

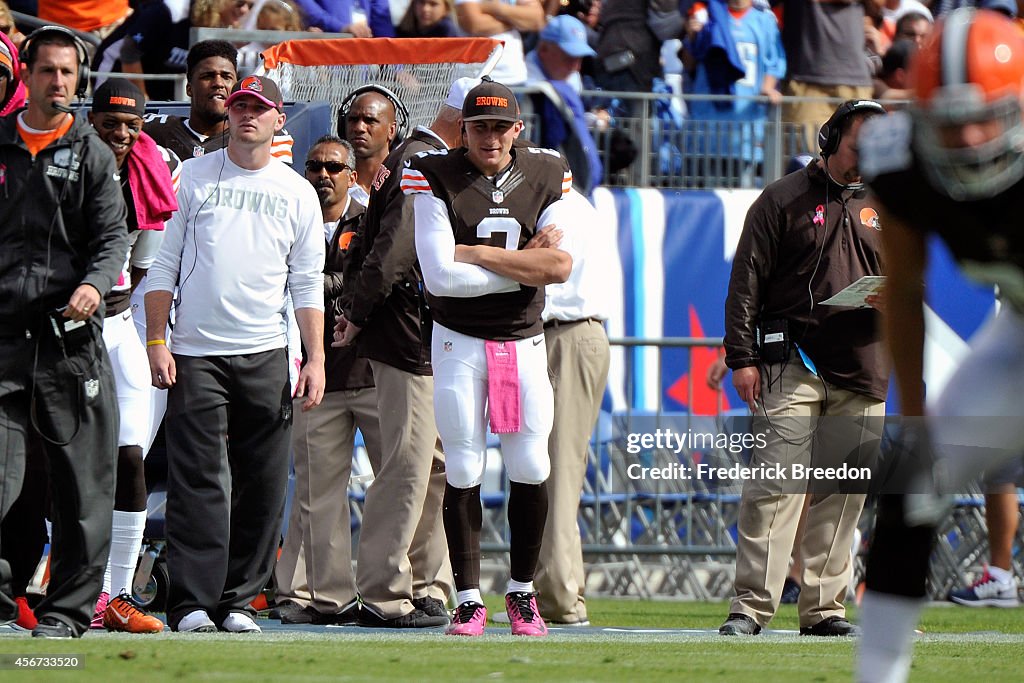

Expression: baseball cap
xmin=91 ymin=78 xmax=146 ymax=117
xmin=539 ymin=15 xmax=597 ymax=58
xmin=226 ymin=74 xmax=284 ymax=110
xmin=0 ymin=41 xmax=13 ymax=79
xmin=444 ymin=77 xmax=482 ymax=110
xmin=462 ymin=78 xmax=520 ymax=122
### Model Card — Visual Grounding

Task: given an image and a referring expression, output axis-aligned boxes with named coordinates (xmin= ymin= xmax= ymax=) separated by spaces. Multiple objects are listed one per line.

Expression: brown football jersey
xmin=403 ymin=146 xmax=572 ymax=341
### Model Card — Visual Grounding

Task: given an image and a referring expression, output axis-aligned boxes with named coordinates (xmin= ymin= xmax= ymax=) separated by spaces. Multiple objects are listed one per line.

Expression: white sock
xmin=456 ymin=589 xmax=483 ymax=606
xmin=855 ymin=590 xmax=924 ymax=683
xmin=107 ymin=510 xmax=147 ymax=597
xmin=507 ymin=579 xmax=534 ymax=594
xmin=987 ymin=565 xmax=1013 ymax=584
xmin=101 ymin=565 xmax=111 ymax=597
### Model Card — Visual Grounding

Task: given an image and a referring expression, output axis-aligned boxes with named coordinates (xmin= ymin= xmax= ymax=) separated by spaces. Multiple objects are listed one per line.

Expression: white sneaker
xmin=177 ymin=609 xmax=216 ymax=633
xmin=221 ymin=612 xmax=261 ymax=633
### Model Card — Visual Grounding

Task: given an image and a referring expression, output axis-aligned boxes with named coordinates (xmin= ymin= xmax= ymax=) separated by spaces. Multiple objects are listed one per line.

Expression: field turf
xmin=0 ymin=599 xmax=1020 ymax=682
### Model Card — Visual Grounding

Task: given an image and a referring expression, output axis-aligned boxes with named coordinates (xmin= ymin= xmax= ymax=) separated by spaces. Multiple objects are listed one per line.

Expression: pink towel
xmin=485 ymin=340 xmax=521 ymax=434
xmin=127 ymin=132 xmax=177 ymax=230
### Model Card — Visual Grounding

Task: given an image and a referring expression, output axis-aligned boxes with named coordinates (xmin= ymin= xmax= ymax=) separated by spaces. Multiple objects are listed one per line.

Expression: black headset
xmin=337 ymin=83 xmax=410 ymax=146
xmin=817 ymin=99 xmax=886 ymax=157
xmin=22 ymin=25 xmax=91 ymax=98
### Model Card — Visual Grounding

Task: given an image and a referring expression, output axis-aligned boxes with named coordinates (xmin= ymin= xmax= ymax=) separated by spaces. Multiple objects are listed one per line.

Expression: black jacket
xmin=724 ymin=162 xmax=888 ymax=401
xmin=0 ymin=111 xmax=128 ymax=333
xmin=342 ymin=127 xmax=446 ymax=375
xmin=323 ymin=199 xmax=373 ymax=392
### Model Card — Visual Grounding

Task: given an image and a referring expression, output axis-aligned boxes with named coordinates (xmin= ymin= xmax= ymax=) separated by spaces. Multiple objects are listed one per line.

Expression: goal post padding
xmin=258 ymin=38 xmax=503 ymax=133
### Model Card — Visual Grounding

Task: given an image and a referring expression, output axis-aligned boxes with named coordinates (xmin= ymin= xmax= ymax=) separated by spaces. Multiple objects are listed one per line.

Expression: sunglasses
xmin=305 ymin=160 xmax=351 ymax=173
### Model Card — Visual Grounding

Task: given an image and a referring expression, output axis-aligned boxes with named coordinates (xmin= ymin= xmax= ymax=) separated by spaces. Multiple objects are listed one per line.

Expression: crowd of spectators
xmin=6 ymin=0 xmax=1021 ymax=189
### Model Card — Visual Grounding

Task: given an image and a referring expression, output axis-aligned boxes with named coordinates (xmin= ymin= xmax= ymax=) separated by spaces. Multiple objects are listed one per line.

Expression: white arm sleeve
xmin=286 ymin=183 xmax=326 ymax=312
xmin=129 ymin=228 xmax=166 ymax=271
xmin=413 ymin=192 xmax=519 ymax=298
xmin=537 ymin=194 xmax=581 ymax=262
xmin=146 ymin=164 xmax=189 ymax=294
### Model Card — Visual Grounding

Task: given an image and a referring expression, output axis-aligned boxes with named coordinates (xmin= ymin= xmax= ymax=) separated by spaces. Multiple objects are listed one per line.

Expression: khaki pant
xmin=783 ymin=81 xmax=874 ymax=154
xmin=275 ymin=387 xmax=381 ymax=612
xmin=535 ymin=320 xmax=610 ymax=623
xmin=355 ymin=361 xmax=451 ymax=618
xmin=730 ymin=360 xmax=884 ymax=628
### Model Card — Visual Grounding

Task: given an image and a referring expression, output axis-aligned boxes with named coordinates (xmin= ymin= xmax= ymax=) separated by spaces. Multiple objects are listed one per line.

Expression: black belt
xmin=543 ymin=317 xmax=603 ymax=329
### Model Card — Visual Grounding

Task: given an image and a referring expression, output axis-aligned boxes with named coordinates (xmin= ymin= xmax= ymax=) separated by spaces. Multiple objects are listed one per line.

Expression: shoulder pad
xmin=858 ymin=111 xmax=914 ymax=181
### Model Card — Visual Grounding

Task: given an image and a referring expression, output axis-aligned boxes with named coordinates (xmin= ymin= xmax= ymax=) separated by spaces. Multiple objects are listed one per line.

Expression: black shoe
xmin=412 ymin=596 xmax=450 ymax=621
xmin=269 ymin=601 xmax=305 ymax=621
xmin=357 ymin=607 xmax=449 ymax=629
xmin=780 ymin=577 xmax=801 ymax=605
xmin=719 ymin=613 xmax=761 ymax=636
xmin=284 ymin=600 xmax=361 ymax=625
xmin=32 ymin=616 xmax=76 ymax=639
xmin=800 ymin=616 xmax=861 ymax=637
xmin=282 ymin=605 xmax=324 ymax=625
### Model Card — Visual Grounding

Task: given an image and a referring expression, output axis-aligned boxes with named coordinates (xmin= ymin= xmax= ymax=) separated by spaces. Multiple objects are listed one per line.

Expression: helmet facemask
xmin=913 ymin=83 xmax=1024 ymax=200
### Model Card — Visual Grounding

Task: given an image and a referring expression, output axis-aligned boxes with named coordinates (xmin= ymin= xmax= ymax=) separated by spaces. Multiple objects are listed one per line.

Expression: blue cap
xmin=539 ymin=15 xmax=597 ymax=58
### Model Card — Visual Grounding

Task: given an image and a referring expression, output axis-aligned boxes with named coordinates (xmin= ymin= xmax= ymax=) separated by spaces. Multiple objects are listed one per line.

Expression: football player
xmin=402 ymin=78 xmax=572 ymax=636
xmin=856 ymin=9 xmax=1024 ymax=683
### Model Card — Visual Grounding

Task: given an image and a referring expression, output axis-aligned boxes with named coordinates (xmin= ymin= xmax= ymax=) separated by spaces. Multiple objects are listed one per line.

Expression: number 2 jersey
xmin=402 ymin=146 xmax=572 ymax=341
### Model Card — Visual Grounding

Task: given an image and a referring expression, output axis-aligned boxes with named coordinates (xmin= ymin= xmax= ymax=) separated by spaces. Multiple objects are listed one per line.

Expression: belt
xmin=543 ymin=317 xmax=603 ymax=329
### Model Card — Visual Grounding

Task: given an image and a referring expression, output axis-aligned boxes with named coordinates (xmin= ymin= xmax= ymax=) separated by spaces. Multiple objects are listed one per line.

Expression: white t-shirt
xmin=148 ymin=149 xmax=325 ymax=356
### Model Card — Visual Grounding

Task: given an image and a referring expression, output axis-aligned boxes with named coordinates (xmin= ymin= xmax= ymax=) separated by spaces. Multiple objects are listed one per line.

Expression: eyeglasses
xmin=305 ymin=160 xmax=352 ymax=174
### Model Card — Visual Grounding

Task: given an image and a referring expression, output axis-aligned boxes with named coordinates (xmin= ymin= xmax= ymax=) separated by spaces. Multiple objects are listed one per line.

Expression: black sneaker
xmin=32 ymin=616 xmax=76 ymax=639
xmin=357 ymin=607 xmax=448 ymax=629
xmin=284 ymin=600 xmax=361 ymax=625
xmin=799 ymin=616 xmax=861 ymax=637
xmin=269 ymin=601 xmax=305 ymax=621
xmin=718 ymin=613 xmax=761 ymax=636
xmin=412 ymin=596 xmax=450 ymax=621
xmin=780 ymin=577 xmax=801 ymax=604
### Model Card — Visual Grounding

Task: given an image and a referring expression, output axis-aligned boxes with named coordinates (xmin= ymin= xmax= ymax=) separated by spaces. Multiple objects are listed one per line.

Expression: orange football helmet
xmin=910 ymin=8 xmax=1024 ymax=199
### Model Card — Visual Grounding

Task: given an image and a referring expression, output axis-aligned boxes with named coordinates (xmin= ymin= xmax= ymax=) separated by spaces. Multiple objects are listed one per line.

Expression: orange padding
xmin=262 ymin=37 xmax=502 ymax=70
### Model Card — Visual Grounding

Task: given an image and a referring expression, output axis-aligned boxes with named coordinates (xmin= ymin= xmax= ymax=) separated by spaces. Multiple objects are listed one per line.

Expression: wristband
xmin=146 ymin=339 xmax=166 ymax=347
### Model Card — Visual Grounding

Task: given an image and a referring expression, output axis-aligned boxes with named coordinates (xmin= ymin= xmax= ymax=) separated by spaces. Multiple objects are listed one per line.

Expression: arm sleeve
xmin=368 ymin=0 xmax=396 ymax=37
xmin=80 ymin=138 xmax=130 ymax=297
xmin=146 ymin=163 xmax=190 ymax=294
xmin=413 ymin=193 xmax=520 ymax=298
xmin=347 ymin=171 xmax=420 ymax=324
xmin=761 ymin=13 xmax=787 ymax=81
xmin=723 ymin=191 xmax=780 ymax=370
xmin=294 ymin=0 xmax=347 ymax=32
xmin=538 ymin=193 xmax=582 ymax=263
xmin=287 ymin=184 xmax=327 ymax=312
xmin=130 ymin=228 xmax=165 ymax=270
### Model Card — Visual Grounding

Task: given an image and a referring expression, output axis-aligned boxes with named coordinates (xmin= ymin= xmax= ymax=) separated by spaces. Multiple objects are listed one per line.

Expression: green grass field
xmin=1 ymin=600 xmax=1021 ymax=682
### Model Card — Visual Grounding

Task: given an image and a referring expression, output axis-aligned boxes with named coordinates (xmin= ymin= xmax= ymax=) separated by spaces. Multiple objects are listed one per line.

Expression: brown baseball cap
xmin=226 ymin=74 xmax=284 ymax=110
xmin=462 ymin=78 xmax=520 ymax=122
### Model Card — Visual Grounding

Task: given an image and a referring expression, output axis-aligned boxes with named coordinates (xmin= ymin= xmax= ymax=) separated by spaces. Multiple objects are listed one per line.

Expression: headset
xmin=21 ymin=25 xmax=91 ymax=98
xmin=337 ymin=83 xmax=410 ymax=147
xmin=817 ymin=99 xmax=887 ymax=158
